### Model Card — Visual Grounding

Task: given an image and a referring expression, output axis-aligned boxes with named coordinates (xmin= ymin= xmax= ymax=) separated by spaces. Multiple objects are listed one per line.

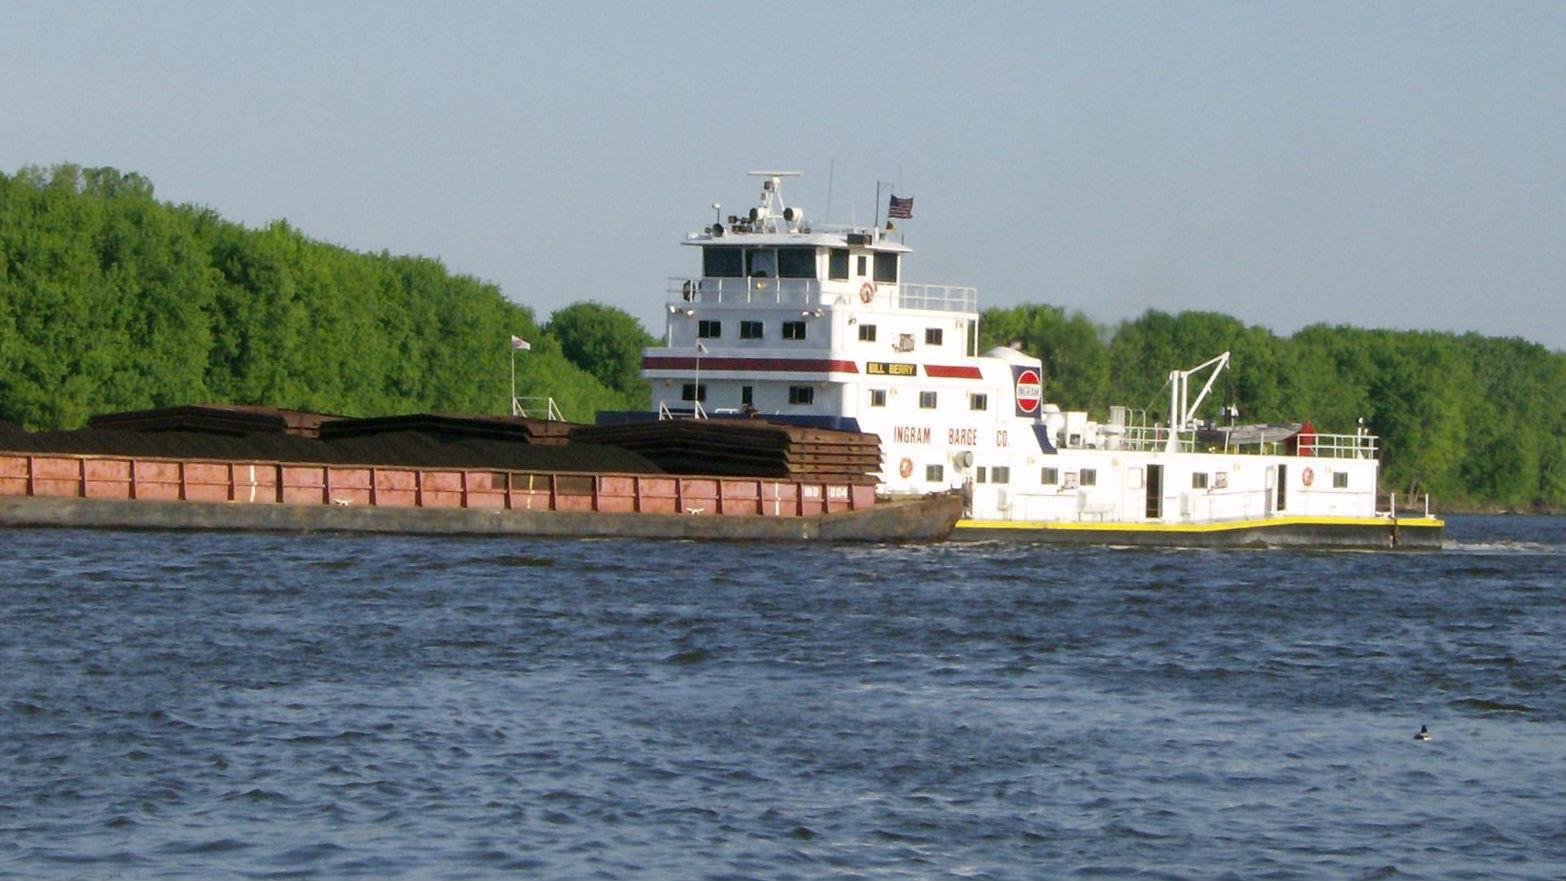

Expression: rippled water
xmin=1 ymin=516 xmax=1562 ymax=880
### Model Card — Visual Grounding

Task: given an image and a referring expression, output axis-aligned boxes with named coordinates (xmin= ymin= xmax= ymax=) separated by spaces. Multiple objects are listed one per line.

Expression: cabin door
xmin=1275 ymin=464 xmax=1288 ymax=513
xmin=1145 ymin=465 xmax=1163 ymax=519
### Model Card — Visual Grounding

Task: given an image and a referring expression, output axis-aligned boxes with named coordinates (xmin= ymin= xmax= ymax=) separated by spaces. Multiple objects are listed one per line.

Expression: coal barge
xmin=0 ymin=406 xmax=962 ymax=542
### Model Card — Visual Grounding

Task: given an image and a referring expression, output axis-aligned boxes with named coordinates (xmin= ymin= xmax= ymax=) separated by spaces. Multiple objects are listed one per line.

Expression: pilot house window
xmin=745 ymin=249 xmax=776 ymax=278
xmin=874 ymin=252 xmax=899 ymax=283
xmin=698 ymin=320 xmax=721 ymax=338
xmin=777 ymin=248 xmax=816 ymax=279
xmin=829 ymin=248 xmax=850 ymax=280
xmin=703 ymin=247 xmax=742 ymax=278
xmin=782 ymin=321 xmax=807 ymax=340
xmin=740 ymin=320 xmax=763 ymax=339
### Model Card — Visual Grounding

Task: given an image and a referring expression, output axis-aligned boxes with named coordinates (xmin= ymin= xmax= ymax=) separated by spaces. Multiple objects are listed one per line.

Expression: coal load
xmin=89 ymin=405 xmax=343 ymax=438
xmin=3 ymin=413 xmax=661 ymax=475
xmin=319 ymin=413 xmax=573 ymax=445
xmin=572 ymin=419 xmax=881 ymax=484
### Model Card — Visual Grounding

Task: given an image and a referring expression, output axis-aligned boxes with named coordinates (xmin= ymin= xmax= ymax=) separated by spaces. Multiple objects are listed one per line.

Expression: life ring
xmin=898 ymin=457 xmax=913 ymax=479
xmin=859 ymin=282 xmax=877 ymax=304
xmin=1302 ymin=467 xmax=1314 ymax=487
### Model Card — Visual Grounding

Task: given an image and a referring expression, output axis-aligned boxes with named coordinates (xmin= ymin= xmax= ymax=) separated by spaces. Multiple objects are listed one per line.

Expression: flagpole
xmin=510 ymin=346 xmax=517 ymax=416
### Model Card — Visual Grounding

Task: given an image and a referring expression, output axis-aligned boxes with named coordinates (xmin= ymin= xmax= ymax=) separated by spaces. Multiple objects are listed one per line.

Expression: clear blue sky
xmin=3 ymin=1 xmax=1562 ymax=350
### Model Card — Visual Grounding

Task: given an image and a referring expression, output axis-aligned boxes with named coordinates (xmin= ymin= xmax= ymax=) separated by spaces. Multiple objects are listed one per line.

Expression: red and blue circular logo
xmin=1015 ymin=368 xmax=1042 ymax=414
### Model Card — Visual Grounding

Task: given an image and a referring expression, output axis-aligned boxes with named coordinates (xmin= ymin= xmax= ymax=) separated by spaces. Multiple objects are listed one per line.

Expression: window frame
xmin=787 ymin=385 xmax=815 ymax=405
xmin=918 ymin=391 xmax=938 ymax=409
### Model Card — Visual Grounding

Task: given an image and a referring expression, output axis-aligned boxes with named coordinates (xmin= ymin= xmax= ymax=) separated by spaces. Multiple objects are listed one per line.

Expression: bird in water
xmin=1414 ymin=724 xmax=1430 ymax=741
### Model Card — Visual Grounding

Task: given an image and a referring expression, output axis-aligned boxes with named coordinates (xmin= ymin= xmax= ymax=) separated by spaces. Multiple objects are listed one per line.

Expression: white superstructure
xmin=642 ymin=173 xmax=1384 ymax=532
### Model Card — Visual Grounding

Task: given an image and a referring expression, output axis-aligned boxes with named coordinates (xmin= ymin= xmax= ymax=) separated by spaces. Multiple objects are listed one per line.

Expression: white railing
xmin=668 ymin=277 xmax=822 ymax=306
xmin=895 ymin=283 xmax=978 ymax=314
xmin=667 ymin=277 xmax=979 ymax=314
xmin=512 ymin=396 xmax=563 ymax=421
xmin=1117 ymin=425 xmax=1196 ymax=452
xmin=657 ymin=400 xmax=706 ymax=420
xmin=1112 ymin=424 xmax=1379 ymax=459
xmin=1299 ymin=432 xmax=1379 ymax=459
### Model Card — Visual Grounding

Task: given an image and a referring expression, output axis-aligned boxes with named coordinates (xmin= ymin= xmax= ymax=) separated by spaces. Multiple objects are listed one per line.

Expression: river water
xmin=1 ymin=516 xmax=1562 ymax=880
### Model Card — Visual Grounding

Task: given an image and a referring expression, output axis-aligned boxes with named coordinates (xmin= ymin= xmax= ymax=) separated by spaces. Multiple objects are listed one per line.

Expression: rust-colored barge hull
xmin=0 ymin=451 xmax=960 ymax=542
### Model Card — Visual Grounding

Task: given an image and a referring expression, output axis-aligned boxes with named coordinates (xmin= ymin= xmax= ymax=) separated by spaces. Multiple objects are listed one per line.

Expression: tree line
xmin=0 ymin=164 xmax=652 ymax=431
xmin=980 ymin=304 xmax=1566 ymax=510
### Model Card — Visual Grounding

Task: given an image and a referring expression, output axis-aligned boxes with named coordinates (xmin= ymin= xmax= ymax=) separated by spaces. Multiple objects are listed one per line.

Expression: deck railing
xmin=666 ymin=277 xmax=978 ymax=314
xmin=1112 ymin=426 xmax=1379 ymax=459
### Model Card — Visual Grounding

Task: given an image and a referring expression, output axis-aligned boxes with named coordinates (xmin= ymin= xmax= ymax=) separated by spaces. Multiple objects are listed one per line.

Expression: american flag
xmin=887 ymin=194 xmax=914 ymax=219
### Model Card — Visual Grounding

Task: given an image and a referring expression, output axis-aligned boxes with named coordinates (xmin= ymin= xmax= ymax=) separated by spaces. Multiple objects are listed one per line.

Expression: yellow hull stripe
xmin=955 ymin=515 xmax=1446 ymax=534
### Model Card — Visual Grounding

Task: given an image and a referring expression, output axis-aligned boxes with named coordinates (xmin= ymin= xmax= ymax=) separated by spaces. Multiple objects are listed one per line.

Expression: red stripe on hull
xmin=643 ymin=356 xmax=859 ymax=374
xmin=923 ymin=364 xmax=983 ymax=379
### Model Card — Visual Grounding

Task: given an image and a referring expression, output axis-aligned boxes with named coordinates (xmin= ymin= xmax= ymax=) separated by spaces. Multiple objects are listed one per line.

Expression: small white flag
xmin=510 ymin=335 xmax=531 ymax=351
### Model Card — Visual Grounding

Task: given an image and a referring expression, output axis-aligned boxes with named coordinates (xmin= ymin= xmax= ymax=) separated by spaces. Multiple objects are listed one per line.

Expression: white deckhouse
xmin=640 ymin=172 xmax=1441 ymax=547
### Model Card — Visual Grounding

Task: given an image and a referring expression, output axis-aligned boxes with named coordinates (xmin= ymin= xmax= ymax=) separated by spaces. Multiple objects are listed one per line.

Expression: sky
xmin=3 ymin=1 xmax=1562 ymax=351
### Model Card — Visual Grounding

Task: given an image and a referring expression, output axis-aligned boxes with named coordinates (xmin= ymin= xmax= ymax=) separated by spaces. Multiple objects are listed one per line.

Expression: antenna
xmin=825 ymin=159 xmax=835 ymax=224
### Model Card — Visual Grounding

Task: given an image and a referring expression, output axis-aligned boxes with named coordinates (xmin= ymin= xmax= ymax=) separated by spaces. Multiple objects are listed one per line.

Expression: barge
xmin=633 ymin=172 xmax=1443 ymax=550
xmin=0 ymin=411 xmax=962 ymax=542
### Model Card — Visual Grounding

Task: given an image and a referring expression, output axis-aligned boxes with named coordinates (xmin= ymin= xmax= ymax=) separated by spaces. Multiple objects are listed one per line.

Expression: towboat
xmin=635 ymin=172 xmax=1443 ymax=549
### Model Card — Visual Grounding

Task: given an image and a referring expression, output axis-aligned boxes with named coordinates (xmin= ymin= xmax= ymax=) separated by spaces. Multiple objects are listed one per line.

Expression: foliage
xmin=0 ymin=164 xmax=643 ymax=429
xmin=542 ymin=301 xmax=656 ymax=401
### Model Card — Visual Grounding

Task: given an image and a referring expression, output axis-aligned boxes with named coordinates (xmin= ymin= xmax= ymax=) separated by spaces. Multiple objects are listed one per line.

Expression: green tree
xmin=979 ymin=304 xmax=1110 ymax=410
xmin=542 ymin=300 xmax=656 ymax=401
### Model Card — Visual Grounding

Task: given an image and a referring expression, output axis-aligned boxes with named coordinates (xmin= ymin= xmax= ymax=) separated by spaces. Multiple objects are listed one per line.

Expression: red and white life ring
xmin=1302 ymin=467 xmax=1315 ymax=487
xmin=859 ymin=282 xmax=877 ymax=304
xmin=898 ymin=457 xmax=913 ymax=479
